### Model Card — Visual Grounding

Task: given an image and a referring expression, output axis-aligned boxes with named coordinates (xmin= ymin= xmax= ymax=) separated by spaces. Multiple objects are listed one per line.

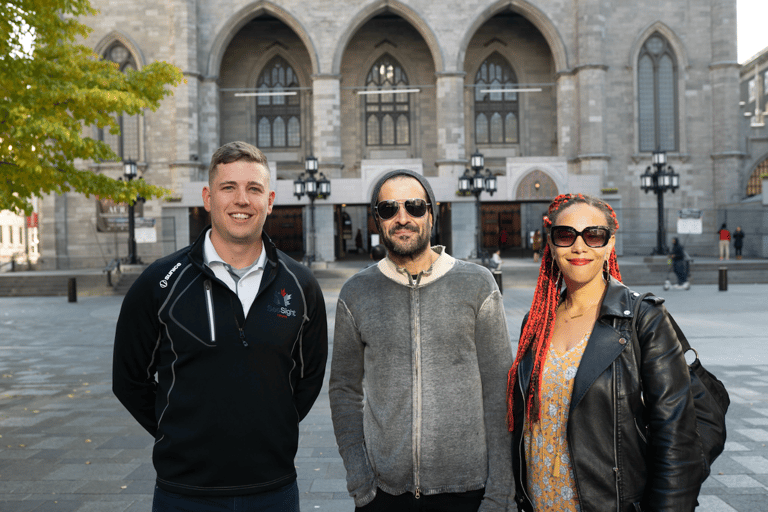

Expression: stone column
xmin=709 ymin=0 xmax=741 ymax=205
xmin=451 ymin=202 xmax=477 ymax=260
xmin=570 ymin=2 xmax=609 ymax=183
xmin=314 ymin=204 xmax=335 ymax=263
xmin=435 ymin=72 xmax=466 ymax=179
xmin=555 ymin=72 xmax=578 ymax=161
xmin=311 ymin=74 xmax=343 ymax=178
xmin=168 ymin=0 xmax=203 ymax=192
xmin=199 ymin=78 xmax=220 ymax=168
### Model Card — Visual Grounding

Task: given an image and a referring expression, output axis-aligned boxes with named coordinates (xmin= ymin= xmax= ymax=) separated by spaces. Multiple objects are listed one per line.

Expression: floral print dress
xmin=523 ymin=332 xmax=590 ymax=512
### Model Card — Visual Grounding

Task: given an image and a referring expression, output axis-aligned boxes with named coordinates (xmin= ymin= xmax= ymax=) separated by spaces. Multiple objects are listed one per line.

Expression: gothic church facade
xmin=39 ymin=0 xmax=745 ymax=267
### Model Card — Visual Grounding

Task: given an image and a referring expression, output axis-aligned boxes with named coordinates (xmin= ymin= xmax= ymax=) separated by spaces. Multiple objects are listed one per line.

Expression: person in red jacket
xmin=718 ymin=223 xmax=730 ymax=260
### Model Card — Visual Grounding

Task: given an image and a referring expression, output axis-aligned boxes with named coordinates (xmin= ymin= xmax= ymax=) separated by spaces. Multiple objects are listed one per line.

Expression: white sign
xmin=677 ymin=209 xmax=703 ymax=235
xmin=136 ymin=227 xmax=157 ymax=243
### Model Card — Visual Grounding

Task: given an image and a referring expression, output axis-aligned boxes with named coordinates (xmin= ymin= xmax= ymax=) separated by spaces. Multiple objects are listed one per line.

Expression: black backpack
xmin=629 ymin=292 xmax=729 ymax=480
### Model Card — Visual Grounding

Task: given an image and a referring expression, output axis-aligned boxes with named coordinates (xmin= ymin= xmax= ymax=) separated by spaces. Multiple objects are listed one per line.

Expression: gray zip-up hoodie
xmin=329 ymin=247 xmax=513 ymax=510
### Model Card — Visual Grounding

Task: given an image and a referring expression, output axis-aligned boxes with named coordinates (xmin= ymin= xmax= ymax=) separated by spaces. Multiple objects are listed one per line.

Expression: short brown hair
xmin=208 ymin=141 xmax=270 ymax=184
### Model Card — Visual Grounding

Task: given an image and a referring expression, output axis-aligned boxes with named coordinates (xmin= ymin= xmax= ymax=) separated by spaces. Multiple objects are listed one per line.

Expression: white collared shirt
xmin=203 ymin=231 xmax=267 ymax=316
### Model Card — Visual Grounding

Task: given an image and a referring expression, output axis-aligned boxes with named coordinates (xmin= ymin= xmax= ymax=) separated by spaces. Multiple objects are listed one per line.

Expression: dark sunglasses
xmin=375 ymin=199 xmax=430 ymax=220
xmin=550 ymin=225 xmax=612 ymax=248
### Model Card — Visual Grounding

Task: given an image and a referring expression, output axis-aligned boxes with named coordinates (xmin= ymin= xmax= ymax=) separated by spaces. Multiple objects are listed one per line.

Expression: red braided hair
xmin=507 ymin=193 xmax=622 ymax=431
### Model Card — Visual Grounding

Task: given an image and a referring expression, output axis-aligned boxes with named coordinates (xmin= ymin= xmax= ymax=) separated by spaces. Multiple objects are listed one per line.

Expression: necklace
xmin=564 ymin=300 xmax=597 ymax=319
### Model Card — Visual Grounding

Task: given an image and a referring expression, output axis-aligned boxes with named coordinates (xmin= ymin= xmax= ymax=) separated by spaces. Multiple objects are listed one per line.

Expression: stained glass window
xmin=99 ymin=43 xmax=139 ymax=161
xmin=365 ymin=55 xmax=410 ymax=146
xmin=475 ymin=53 xmax=518 ymax=144
xmin=256 ymin=57 xmax=301 ymax=148
xmin=638 ymin=34 xmax=678 ymax=152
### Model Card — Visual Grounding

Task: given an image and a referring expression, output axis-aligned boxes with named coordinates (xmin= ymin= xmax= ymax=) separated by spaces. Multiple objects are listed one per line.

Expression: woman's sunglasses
xmin=375 ymin=199 xmax=430 ymax=220
xmin=550 ymin=226 xmax=612 ymax=248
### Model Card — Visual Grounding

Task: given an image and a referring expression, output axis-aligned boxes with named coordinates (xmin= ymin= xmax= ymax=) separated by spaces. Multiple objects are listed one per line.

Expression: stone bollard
xmin=718 ymin=267 xmax=727 ymax=292
xmin=68 ymin=277 xmax=77 ymax=302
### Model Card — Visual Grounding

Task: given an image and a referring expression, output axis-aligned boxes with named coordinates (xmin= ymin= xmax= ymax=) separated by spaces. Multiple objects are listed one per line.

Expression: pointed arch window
xmin=256 ymin=56 xmax=301 ymax=148
xmin=99 ymin=42 xmax=139 ymax=161
xmin=365 ymin=55 xmax=410 ymax=146
xmin=638 ymin=34 xmax=678 ymax=152
xmin=475 ymin=53 xmax=518 ymax=144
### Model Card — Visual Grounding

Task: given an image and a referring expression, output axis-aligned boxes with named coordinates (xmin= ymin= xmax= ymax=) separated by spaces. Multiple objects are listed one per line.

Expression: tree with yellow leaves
xmin=0 ymin=0 xmax=183 ymax=214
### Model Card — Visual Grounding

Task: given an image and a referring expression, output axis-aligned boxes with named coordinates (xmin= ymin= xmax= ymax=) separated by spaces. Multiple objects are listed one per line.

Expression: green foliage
xmin=0 ymin=0 xmax=183 ymax=214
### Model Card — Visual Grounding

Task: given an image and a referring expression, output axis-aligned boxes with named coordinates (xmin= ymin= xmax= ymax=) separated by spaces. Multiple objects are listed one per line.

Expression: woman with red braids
xmin=508 ymin=194 xmax=703 ymax=512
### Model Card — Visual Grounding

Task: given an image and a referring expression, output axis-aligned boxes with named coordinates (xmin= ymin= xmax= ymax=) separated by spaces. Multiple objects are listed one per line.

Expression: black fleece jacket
xmin=112 ymin=228 xmax=327 ymax=496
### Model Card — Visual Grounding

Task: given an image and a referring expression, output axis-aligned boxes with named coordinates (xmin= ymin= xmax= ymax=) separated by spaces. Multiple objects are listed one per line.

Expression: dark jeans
xmin=152 ymin=481 xmax=299 ymax=512
xmin=356 ymin=487 xmax=485 ymax=512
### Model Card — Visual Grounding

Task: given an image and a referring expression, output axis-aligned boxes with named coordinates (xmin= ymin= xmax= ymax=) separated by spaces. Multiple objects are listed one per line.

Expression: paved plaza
xmin=1 ymin=275 xmax=767 ymax=511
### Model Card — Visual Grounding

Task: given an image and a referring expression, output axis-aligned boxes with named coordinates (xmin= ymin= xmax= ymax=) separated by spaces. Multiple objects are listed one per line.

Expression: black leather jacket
xmin=512 ymin=278 xmax=703 ymax=512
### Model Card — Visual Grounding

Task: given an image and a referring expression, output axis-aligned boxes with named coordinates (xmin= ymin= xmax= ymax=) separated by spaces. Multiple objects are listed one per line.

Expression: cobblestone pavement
xmin=1 ymin=280 xmax=767 ymax=511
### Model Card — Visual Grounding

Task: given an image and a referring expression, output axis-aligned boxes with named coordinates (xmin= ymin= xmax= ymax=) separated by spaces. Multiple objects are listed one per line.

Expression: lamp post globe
xmin=458 ymin=151 xmax=496 ymax=260
xmin=295 ymin=156 xmax=330 ymax=264
xmin=123 ymin=159 xmax=138 ymax=264
xmin=641 ymin=150 xmax=680 ymax=255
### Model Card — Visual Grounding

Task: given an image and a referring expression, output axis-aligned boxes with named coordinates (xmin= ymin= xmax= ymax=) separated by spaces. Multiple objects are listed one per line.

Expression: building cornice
xmin=574 ymin=153 xmax=611 ymax=162
xmin=709 ymin=61 xmax=741 ymax=71
xmin=710 ymin=151 xmax=748 ymax=160
xmin=572 ymin=64 xmax=609 ymax=73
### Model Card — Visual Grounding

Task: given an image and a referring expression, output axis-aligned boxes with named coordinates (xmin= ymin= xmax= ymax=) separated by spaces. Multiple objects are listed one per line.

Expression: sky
xmin=738 ymin=0 xmax=768 ymax=63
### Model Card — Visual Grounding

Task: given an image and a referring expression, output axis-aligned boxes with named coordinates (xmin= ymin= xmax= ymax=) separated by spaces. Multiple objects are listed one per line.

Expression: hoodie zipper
xmin=203 ymin=280 xmax=217 ymax=343
xmin=228 ymin=293 xmax=249 ymax=348
xmin=612 ymin=360 xmax=620 ymax=511
xmin=412 ymin=282 xmax=422 ymax=499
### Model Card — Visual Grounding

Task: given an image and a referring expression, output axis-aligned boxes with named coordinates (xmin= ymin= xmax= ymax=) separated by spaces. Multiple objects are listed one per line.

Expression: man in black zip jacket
xmin=112 ymin=141 xmax=328 ymax=512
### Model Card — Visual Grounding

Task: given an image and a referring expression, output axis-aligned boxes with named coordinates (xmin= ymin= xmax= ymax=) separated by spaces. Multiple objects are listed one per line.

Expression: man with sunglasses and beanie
xmin=329 ymin=169 xmax=513 ymax=511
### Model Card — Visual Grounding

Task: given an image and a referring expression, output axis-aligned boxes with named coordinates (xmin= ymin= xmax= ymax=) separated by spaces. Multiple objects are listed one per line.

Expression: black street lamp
xmin=123 ymin=159 xmax=139 ymax=264
xmin=294 ymin=156 xmax=331 ymax=263
xmin=458 ymin=151 xmax=497 ymax=259
xmin=641 ymin=150 xmax=679 ymax=255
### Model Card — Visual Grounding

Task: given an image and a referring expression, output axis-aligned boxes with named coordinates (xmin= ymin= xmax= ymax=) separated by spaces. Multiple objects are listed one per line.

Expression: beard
xmin=381 ymin=222 xmax=431 ymax=258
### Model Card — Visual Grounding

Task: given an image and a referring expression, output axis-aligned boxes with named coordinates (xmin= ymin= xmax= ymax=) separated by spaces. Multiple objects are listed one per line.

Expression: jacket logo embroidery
xmin=267 ymin=288 xmax=297 ymax=318
xmin=159 ymin=262 xmax=182 ymax=289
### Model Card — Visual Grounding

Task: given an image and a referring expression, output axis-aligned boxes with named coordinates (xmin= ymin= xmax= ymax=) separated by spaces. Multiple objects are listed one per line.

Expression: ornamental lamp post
xmin=640 ymin=149 xmax=680 ymax=255
xmin=123 ymin=159 xmax=138 ymax=264
xmin=458 ymin=151 xmax=497 ymax=259
xmin=294 ymin=156 xmax=330 ymax=263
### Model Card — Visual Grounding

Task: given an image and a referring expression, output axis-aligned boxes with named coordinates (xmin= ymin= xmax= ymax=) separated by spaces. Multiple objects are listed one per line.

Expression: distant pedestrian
xmin=671 ymin=237 xmax=690 ymax=289
xmin=718 ymin=223 xmax=730 ymax=260
xmin=112 ymin=141 xmax=328 ymax=512
xmin=355 ymin=228 xmax=363 ymax=254
xmin=733 ymin=226 xmax=745 ymax=259
xmin=532 ymin=229 xmax=542 ymax=262
xmin=490 ymin=247 xmax=502 ymax=269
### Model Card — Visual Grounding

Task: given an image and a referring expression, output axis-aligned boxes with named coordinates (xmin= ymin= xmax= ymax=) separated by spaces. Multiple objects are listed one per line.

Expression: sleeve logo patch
xmin=159 ymin=262 xmax=182 ymax=288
